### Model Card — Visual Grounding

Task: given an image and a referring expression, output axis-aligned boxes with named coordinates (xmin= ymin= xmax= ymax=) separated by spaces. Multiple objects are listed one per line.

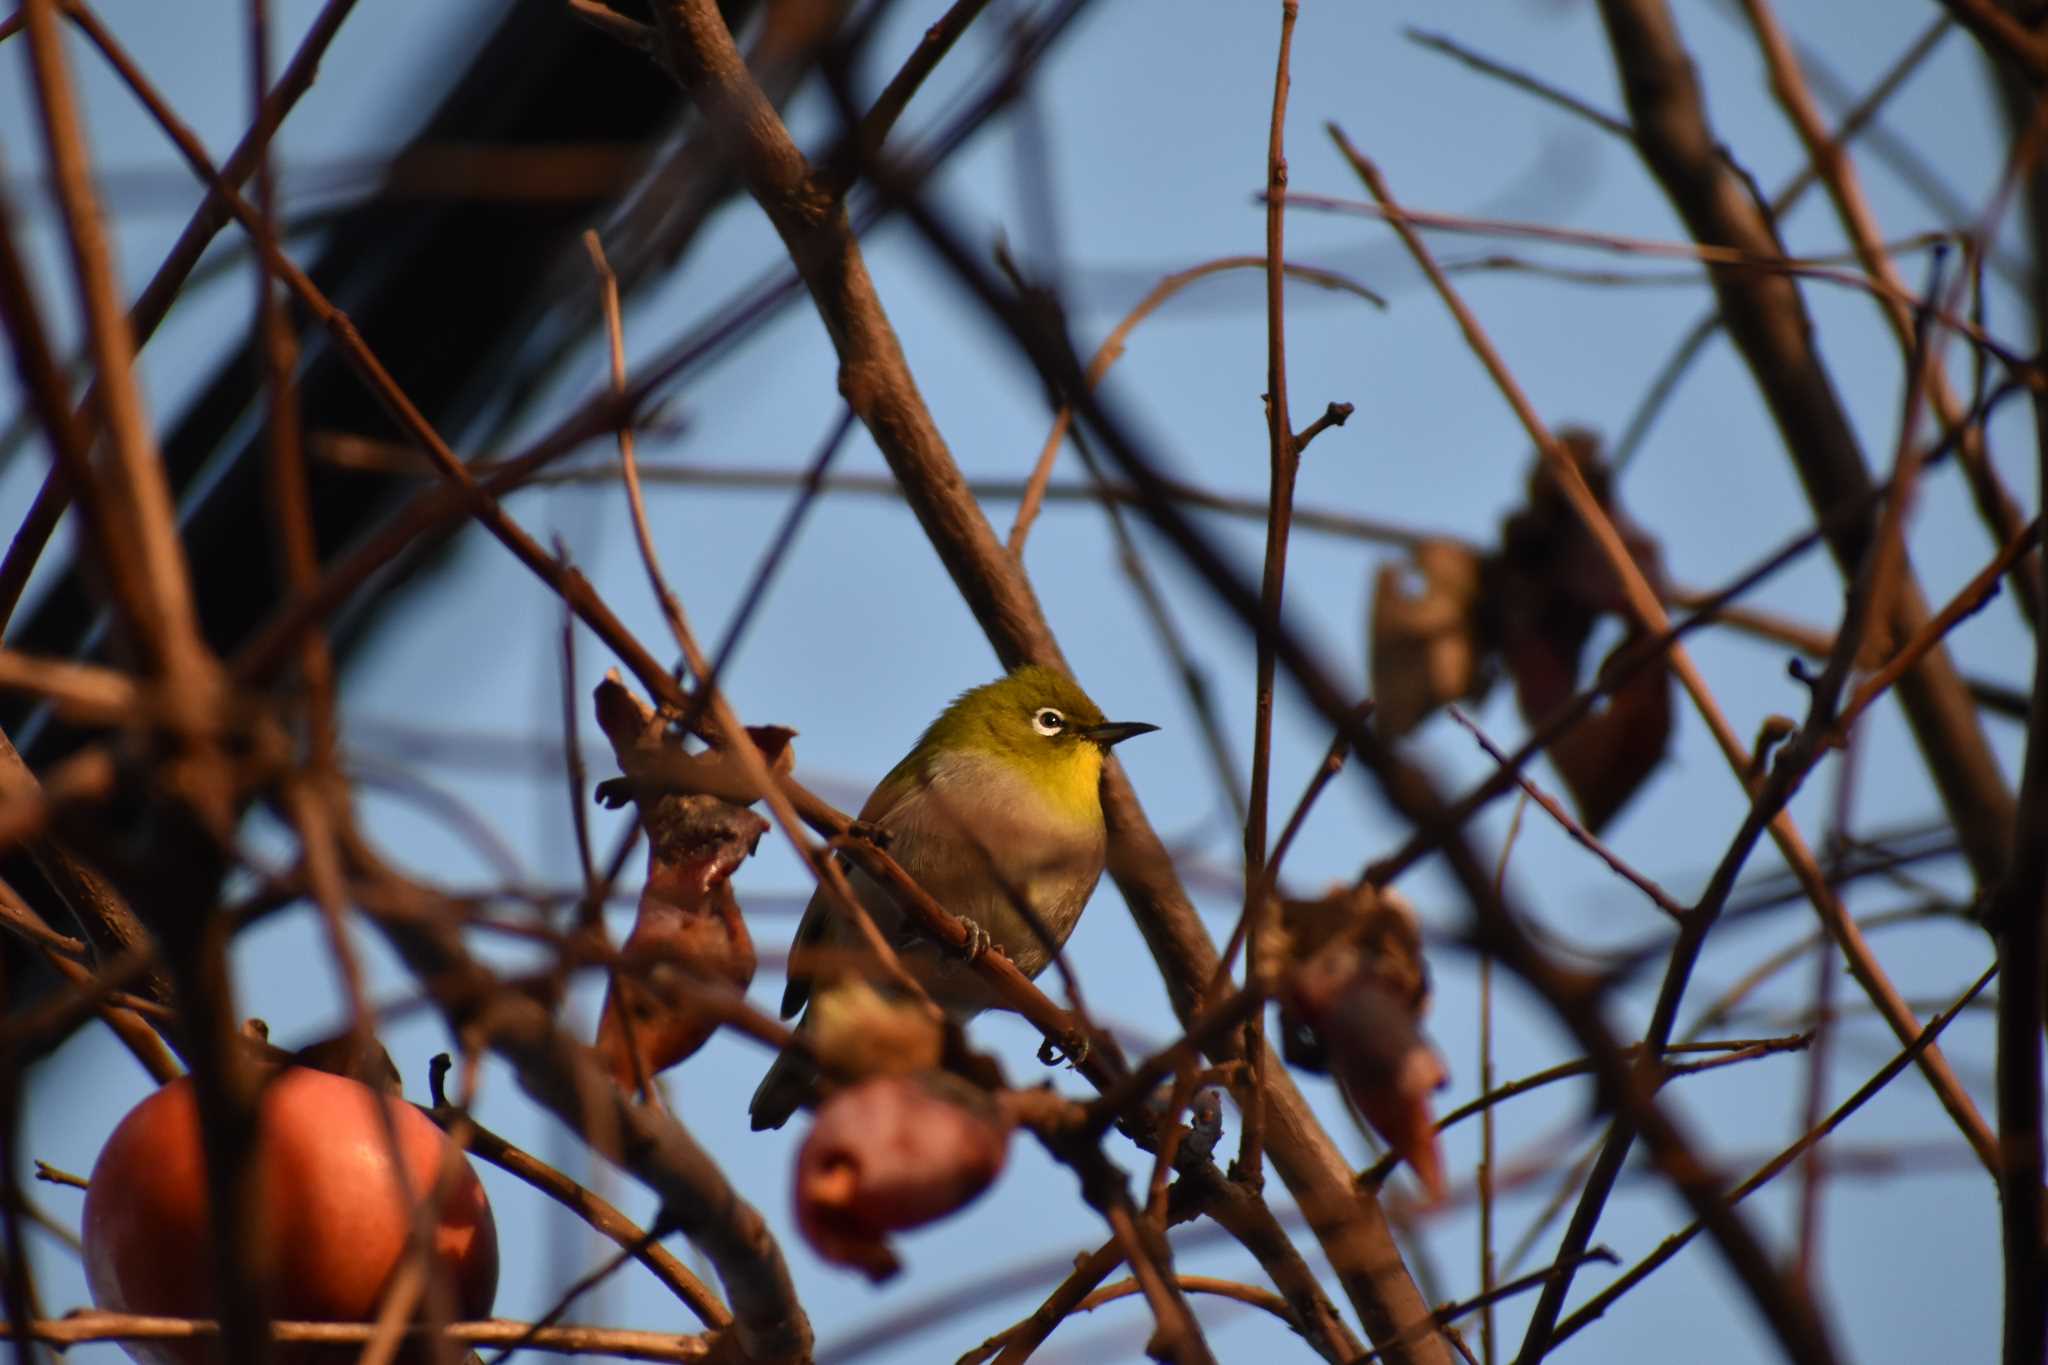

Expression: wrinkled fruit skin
xmin=82 ymin=1069 xmax=499 ymax=1365
xmin=596 ymin=793 xmax=765 ymax=1092
xmin=795 ymin=1072 xmax=1010 ymax=1281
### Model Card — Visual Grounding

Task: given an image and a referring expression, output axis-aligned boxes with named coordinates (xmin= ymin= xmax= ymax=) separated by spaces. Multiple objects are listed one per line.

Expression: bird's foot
xmin=954 ymin=916 xmax=994 ymax=964
xmin=1037 ymin=1028 xmax=1091 ymax=1070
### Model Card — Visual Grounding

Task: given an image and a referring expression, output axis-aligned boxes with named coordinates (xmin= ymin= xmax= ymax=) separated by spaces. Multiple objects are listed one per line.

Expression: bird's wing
xmin=778 ymin=884 xmax=831 ymax=1019
xmin=778 ymin=758 xmax=928 ymax=1019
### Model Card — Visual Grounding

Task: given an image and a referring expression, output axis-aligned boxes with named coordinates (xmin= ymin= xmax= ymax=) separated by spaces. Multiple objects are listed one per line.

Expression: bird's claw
xmin=847 ymin=818 xmax=892 ymax=849
xmin=956 ymin=917 xmax=994 ymax=964
xmin=1036 ymin=1029 xmax=1091 ymax=1070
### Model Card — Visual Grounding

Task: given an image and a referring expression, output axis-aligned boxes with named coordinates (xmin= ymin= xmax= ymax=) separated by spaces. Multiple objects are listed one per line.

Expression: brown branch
xmin=1332 ymin=124 xmax=1997 ymax=1185
xmin=0 ymin=175 xmax=131 ymax=646
xmin=346 ymin=839 xmax=810 ymax=1363
xmin=1359 ymin=1251 xmax=1622 ymax=1365
xmin=1362 ymin=1035 xmax=1813 ymax=1191
xmin=622 ymin=5 xmax=1474 ymax=1358
xmin=1186 ymin=1162 xmax=1365 ymax=1363
xmin=1551 ymin=963 xmax=1998 ymax=1348
xmin=1610 ymin=13 xmax=1958 ymax=471
xmin=56 ymin=10 xmax=720 ymax=818
xmin=8 ymin=52 xmax=255 ymax=1241
xmin=1937 ymin=0 xmax=2048 ymax=80
xmin=1988 ymin=399 xmax=2048 ymax=1365
xmin=1831 ymin=513 xmax=2042 ymax=740
xmin=17 ymin=11 xmax=265 ymax=1364
xmin=1738 ymin=0 xmax=2040 ymax=627
xmin=1593 ymin=0 xmax=2016 ymax=888
xmin=1485 ymin=1035 xmax=1808 ymax=1116
xmin=1071 ymin=1273 xmax=1299 ymax=1329
xmin=231 ymin=0 xmax=334 ymax=770
xmin=585 ymin=231 xmax=698 ymax=666
xmin=0 ymin=0 xmax=363 ymax=635
xmin=426 ymin=1099 xmax=728 ymax=1329
xmin=566 ymin=0 xmax=655 ymax=52
xmin=79 ymin=37 xmax=870 ymax=1027
xmin=1061 ymin=428 xmax=1250 ymax=829
xmin=1204 ymin=717 xmax=1356 ymax=1008
xmin=1006 ymin=257 xmax=1377 ymax=559
xmin=1275 ymin=191 xmax=2024 ymax=368
xmin=24 ymin=0 xmax=236 ymax=721
xmin=817 ymin=0 xmax=995 ymax=200
xmin=637 ymin=1 xmax=1451 ymax=1357
xmin=0 ymin=650 xmax=144 ymax=725
xmin=1237 ymin=0 xmax=1308 ymax=1193
xmin=1293 ymin=400 xmax=1353 ymax=453
xmin=979 ymin=1235 xmax=1126 ymax=1365
xmin=873 ymin=142 xmax=1851 ymax=1365
xmin=1099 ymin=1201 xmax=1215 ymax=1365
xmin=1 ymin=1313 xmax=715 ymax=1361
xmin=328 ymin=446 xmax=2035 ymax=697
xmin=1 ymin=880 xmax=178 ymax=1082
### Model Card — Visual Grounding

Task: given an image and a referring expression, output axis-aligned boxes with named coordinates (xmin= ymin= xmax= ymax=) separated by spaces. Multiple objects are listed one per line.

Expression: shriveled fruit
xmin=794 ymin=1071 xmax=1010 ymax=1281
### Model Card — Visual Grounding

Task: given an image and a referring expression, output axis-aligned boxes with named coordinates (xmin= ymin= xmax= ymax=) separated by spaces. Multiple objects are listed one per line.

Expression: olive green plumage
xmin=749 ymin=665 xmax=1155 ymax=1130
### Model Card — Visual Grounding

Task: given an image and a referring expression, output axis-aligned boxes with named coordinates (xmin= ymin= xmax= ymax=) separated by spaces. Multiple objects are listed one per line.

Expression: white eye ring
xmin=1031 ymin=707 xmax=1065 ymax=737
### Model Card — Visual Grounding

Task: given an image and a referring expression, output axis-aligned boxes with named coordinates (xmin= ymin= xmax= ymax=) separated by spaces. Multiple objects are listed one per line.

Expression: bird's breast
xmin=876 ymin=755 xmax=1109 ymax=992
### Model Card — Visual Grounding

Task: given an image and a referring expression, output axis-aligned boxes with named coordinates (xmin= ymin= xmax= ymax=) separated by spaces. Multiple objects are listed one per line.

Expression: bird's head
xmin=913 ymin=664 xmax=1157 ymax=813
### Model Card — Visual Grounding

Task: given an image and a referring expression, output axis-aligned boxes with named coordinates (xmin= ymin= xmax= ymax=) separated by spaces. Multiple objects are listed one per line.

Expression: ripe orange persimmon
xmin=81 ymin=1068 xmax=499 ymax=1365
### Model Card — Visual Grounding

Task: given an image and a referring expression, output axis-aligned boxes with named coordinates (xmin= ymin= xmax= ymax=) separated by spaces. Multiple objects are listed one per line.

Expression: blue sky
xmin=3 ymin=1 xmax=2034 ymax=1361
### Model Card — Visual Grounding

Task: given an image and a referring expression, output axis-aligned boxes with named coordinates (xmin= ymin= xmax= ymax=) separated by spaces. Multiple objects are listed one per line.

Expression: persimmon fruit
xmin=81 ymin=1068 xmax=498 ymax=1365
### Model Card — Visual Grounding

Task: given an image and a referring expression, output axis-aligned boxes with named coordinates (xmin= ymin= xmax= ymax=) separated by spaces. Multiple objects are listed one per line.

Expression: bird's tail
xmin=747 ymin=1036 xmax=819 ymax=1130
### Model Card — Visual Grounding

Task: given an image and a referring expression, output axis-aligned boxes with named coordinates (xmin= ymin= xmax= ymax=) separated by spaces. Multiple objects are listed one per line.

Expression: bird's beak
xmin=1083 ymin=720 xmax=1159 ymax=748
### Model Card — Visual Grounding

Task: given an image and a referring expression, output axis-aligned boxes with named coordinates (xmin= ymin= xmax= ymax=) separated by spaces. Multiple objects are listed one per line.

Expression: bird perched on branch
xmin=749 ymin=664 xmax=1156 ymax=1130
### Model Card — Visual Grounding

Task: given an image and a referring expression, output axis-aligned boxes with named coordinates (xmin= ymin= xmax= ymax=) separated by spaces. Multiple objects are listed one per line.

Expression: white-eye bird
xmin=748 ymin=665 xmax=1156 ymax=1130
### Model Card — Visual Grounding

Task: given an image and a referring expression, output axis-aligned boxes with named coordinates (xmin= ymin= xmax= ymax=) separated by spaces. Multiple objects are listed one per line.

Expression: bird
xmin=748 ymin=664 xmax=1156 ymax=1130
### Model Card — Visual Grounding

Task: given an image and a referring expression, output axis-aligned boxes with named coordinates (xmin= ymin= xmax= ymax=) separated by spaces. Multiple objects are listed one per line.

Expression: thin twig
xmin=1070 ymin=427 xmax=1250 ymax=829
xmin=1068 ymin=1273 xmax=1301 ymax=1330
xmin=1239 ymin=0 xmax=1306 ymax=1192
xmin=348 ymin=838 xmax=806 ymax=1360
xmin=1203 ymin=717 xmax=1355 ymax=1006
xmin=1830 ymin=516 xmax=2043 ymax=742
xmin=1405 ymin=27 xmax=1632 ymax=138
xmin=879 ymin=96 xmax=1847 ymax=1365
xmin=667 ymin=0 xmax=1455 ymax=1350
xmin=1007 ymin=255 xmax=1379 ymax=557
xmin=0 ymin=1314 xmax=716 ymax=1362
xmin=1595 ymin=0 xmax=2016 ymax=893
xmin=1739 ymin=0 xmax=2039 ymax=625
xmin=1610 ymin=13 xmax=1955 ymax=472
xmin=566 ymin=0 xmax=655 ymax=52
xmin=586 ymin=232 xmax=696 ymax=666
xmin=1274 ymin=191 xmax=2024 ymax=370
xmin=819 ymin=0 xmax=996 ymax=200
xmin=559 ymin=592 xmax=600 ymax=909
xmin=232 ymin=0 xmax=332 ymax=768
xmin=1333 ymin=127 xmax=1997 ymax=1193
xmin=1550 ymin=963 xmax=1997 ymax=1347
xmin=1478 ymin=794 xmax=1523 ymax=1365
xmin=0 ymin=0 xmax=362 ymax=635
xmin=1359 ymin=1251 xmax=1623 ymax=1365
xmin=20 ymin=0 xmax=220 ymax=719
xmin=1447 ymin=708 xmax=1686 ymax=920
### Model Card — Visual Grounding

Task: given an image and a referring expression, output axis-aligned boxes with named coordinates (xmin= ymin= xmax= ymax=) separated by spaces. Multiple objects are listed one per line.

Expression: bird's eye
xmin=1032 ymin=708 xmax=1065 ymax=736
